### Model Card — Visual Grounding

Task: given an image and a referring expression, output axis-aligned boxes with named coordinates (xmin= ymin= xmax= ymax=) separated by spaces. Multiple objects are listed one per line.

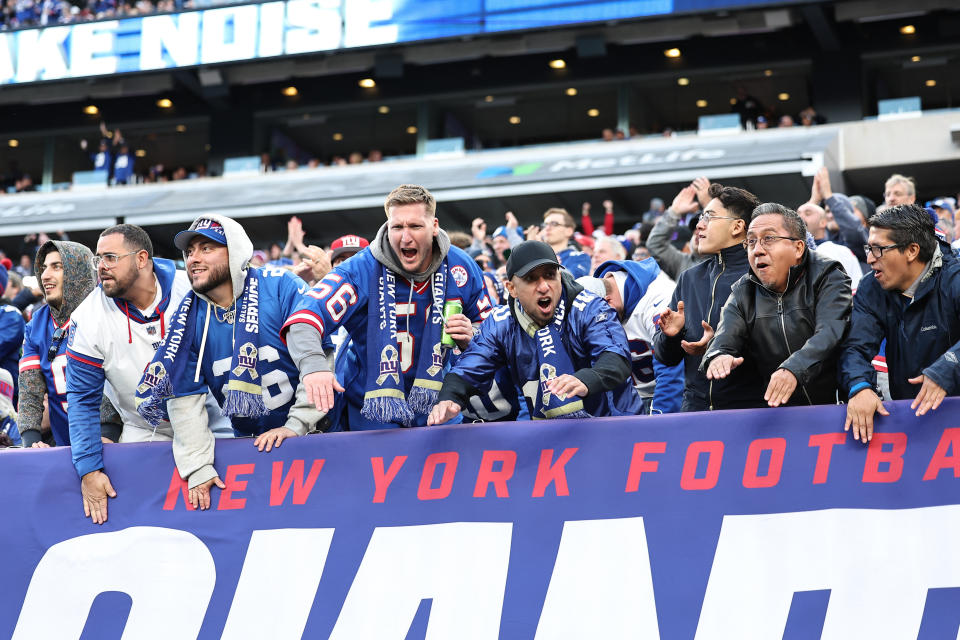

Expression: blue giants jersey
xmin=172 ymin=268 xmax=307 ymax=436
xmin=451 ymin=291 xmax=642 ymax=417
xmin=20 ymin=306 xmax=69 ymax=445
xmin=284 ymin=246 xmax=492 ymax=429
xmin=557 ymin=248 xmax=591 ymax=279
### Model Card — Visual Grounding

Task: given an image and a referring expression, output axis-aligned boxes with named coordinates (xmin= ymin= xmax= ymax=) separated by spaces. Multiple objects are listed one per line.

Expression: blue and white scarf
xmin=361 ymin=261 xmax=449 ymax=426
xmin=136 ymin=269 xmax=267 ymax=426
xmin=516 ymin=293 xmax=591 ymax=420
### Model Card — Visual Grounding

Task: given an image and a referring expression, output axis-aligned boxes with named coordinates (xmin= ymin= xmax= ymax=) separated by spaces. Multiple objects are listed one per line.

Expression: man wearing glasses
xmin=703 ymin=204 xmax=852 ymax=407
xmin=840 ymin=204 xmax=960 ymax=443
xmin=66 ymin=224 xmax=229 ymax=524
xmin=653 ymin=182 xmax=764 ymax=411
xmin=18 ymin=240 xmax=97 ymax=447
xmin=541 ymin=208 xmax=591 ymax=278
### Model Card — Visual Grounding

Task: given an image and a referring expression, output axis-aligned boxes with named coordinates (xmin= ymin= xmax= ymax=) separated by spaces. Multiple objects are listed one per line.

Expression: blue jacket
xmin=652 ymin=243 xmax=764 ymax=411
xmin=839 ymin=244 xmax=960 ymax=399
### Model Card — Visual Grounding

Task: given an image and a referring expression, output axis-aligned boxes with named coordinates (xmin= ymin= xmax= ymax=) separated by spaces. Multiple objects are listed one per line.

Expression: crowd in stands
xmin=0 ymin=174 xmax=958 ymax=524
xmin=0 ymin=0 xmax=231 ymax=31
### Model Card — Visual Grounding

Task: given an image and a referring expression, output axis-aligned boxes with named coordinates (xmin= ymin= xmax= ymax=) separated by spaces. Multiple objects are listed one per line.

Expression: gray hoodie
xmin=167 ymin=213 xmax=324 ymax=488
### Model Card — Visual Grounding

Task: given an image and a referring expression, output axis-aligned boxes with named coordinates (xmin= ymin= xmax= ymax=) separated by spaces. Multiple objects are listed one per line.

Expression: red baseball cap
xmin=330 ymin=235 xmax=369 ymax=261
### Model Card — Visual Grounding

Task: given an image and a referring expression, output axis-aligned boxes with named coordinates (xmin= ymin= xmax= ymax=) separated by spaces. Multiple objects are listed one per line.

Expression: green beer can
xmin=440 ymin=300 xmax=463 ymax=347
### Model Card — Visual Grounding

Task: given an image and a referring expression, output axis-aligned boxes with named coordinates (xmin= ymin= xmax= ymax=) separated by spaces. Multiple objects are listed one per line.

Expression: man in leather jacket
xmin=653 ymin=182 xmax=764 ymax=411
xmin=703 ymin=203 xmax=852 ymax=407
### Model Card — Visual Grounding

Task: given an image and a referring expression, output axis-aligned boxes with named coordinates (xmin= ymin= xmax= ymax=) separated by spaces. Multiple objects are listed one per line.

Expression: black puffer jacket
xmin=702 ymin=248 xmax=852 ymax=406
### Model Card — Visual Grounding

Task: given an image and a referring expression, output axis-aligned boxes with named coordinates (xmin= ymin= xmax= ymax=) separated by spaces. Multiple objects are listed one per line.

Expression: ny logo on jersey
xmin=232 ymin=343 xmax=259 ymax=380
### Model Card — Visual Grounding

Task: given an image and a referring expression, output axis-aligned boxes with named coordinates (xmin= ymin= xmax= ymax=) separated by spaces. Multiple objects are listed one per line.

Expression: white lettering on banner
xmin=548 ymin=149 xmax=726 ymax=173
xmin=0 ymin=33 xmax=13 ymax=83
xmin=221 ymin=528 xmax=335 ymax=639
xmin=695 ymin=505 xmax=960 ymax=640
xmin=69 ymin=21 xmax=119 ymax=78
xmin=535 ymin=517 xmax=660 ymax=639
xmin=201 ymin=5 xmax=258 ymax=65
xmin=16 ymin=26 xmax=70 ymax=83
xmin=342 ymin=0 xmax=397 ymax=47
xmin=140 ymin=12 xmax=200 ymax=70
xmin=13 ymin=526 xmax=215 ymax=639
xmin=329 ymin=522 xmax=513 ymax=639
xmin=257 ymin=1 xmax=285 ymax=57
xmin=285 ymin=0 xmax=341 ymax=54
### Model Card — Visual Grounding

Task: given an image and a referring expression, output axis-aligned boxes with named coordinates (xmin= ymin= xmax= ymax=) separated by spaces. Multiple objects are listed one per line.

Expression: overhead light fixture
xmin=156 ymin=98 xmax=173 ymax=108
xmin=135 ymin=149 xmax=146 ymax=157
xmin=899 ymin=24 xmax=915 ymax=35
xmin=925 ymin=79 xmax=937 ymax=87
xmin=83 ymin=105 xmax=99 ymax=115
xmin=729 ymin=98 xmax=737 ymax=105
xmin=282 ymin=86 xmax=298 ymax=96
xmin=332 ymin=132 xmax=343 ymax=141
xmin=509 ymin=116 xmax=521 ymax=124
xmin=549 ymin=58 xmax=566 ymax=69
xmin=664 ymin=48 xmax=681 ymax=58
xmin=175 ymin=124 xmax=186 ymax=132
xmin=778 ymin=92 xmax=790 ymax=101
xmin=378 ymin=105 xmax=390 ymax=114
xmin=587 ymin=108 xmax=599 ymax=117
xmin=7 ymin=139 xmax=18 ymax=147
xmin=764 ymin=69 xmax=773 ymax=77
xmin=406 ymin=126 xmax=418 ymax=134
xmin=909 ymin=55 xmax=921 ymax=62
xmin=484 ymin=95 xmax=494 ymax=102
xmin=677 ymin=77 xmax=690 ymax=86
xmin=358 ymin=78 xmax=376 ymax=88
xmin=565 ymin=87 xmax=578 ymax=96
xmin=696 ymin=99 xmax=708 ymax=108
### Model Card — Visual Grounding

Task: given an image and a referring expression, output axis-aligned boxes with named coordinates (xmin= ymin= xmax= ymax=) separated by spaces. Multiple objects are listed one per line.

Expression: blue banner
xmin=5 ymin=398 xmax=960 ymax=638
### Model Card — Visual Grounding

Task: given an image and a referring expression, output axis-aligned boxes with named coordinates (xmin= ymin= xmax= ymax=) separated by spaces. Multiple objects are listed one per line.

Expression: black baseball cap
xmin=506 ymin=241 xmax=560 ymax=279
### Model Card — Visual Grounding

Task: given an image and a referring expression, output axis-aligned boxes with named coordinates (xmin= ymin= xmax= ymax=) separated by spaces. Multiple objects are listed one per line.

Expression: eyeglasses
xmin=92 ymin=251 xmax=139 ymax=269
xmin=542 ymin=221 xmax=572 ymax=229
xmin=47 ymin=326 xmax=67 ymax=361
xmin=863 ymin=243 xmax=906 ymax=259
xmin=743 ymin=235 xmax=801 ymax=250
xmin=699 ymin=212 xmax=738 ymax=224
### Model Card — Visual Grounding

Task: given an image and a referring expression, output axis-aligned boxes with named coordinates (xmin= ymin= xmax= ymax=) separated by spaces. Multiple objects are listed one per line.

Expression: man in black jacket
xmin=653 ymin=183 xmax=763 ymax=411
xmin=703 ymin=203 xmax=852 ymax=407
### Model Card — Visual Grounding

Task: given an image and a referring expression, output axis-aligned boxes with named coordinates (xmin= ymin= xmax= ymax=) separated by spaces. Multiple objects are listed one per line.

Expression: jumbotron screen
xmin=0 ymin=0 xmax=794 ymax=85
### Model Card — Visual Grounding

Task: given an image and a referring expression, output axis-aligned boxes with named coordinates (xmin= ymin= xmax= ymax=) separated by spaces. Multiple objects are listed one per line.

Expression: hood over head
xmin=35 ymin=240 xmax=97 ymax=323
xmin=176 ymin=214 xmax=253 ymax=303
xmin=594 ymin=258 xmax=662 ymax=315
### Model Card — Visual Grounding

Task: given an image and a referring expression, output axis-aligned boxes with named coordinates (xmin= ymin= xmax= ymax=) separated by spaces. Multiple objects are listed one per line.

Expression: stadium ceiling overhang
xmin=0 ymin=127 xmax=836 ymax=234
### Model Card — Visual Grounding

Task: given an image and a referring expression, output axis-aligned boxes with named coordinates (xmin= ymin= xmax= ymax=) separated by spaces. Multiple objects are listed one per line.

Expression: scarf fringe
xmin=361 ymin=396 xmax=415 ymax=427
xmin=222 ymin=389 xmax=269 ymax=419
xmin=138 ymin=375 xmax=172 ymax=427
xmin=407 ymin=385 xmax=439 ymax=416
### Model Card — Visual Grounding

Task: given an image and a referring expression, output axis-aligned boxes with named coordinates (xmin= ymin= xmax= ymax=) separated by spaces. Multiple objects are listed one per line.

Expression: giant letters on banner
xmin=3 ymin=398 xmax=960 ymax=639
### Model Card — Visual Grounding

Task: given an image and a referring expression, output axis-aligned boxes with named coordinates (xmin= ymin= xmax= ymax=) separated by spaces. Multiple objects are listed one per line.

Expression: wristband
xmin=848 ymin=382 xmax=871 ymax=398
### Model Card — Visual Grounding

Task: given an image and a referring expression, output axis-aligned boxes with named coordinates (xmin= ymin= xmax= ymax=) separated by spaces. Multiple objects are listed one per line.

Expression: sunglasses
xmin=47 ymin=326 xmax=67 ymax=362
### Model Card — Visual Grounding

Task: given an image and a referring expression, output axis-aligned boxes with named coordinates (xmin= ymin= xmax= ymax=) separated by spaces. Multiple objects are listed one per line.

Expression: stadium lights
xmin=899 ymin=25 xmax=915 ymax=35
xmin=509 ymin=116 xmax=521 ymax=124
xmin=664 ymin=48 xmax=681 ymax=58
xmin=7 ymin=139 xmax=18 ymax=147
xmin=282 ymin=86 xmax=298 ymax=96
xmin=135 ymin=149 xmax=146 ymax=157
xmin=565 ymin=87 xmax=578 ymax=96
xmin=729 ymin=98 xmax=737 ymax=105
xmin=764 ymin=69 xmax=773 ymax=77
xmin=587 ymin=108 xmax=599 ymax=117
xmin=925 ymin=79 xmax=937 ymax=87
xmin=332 ymin=132 xmax=343 ymax=141
xmin=156 ymin=98 xmax=173 ymax=108
xmin=549 ymin=59 xmax=566 ymax=69
xmin=406 ymin=126 xmax=418 ymax=134
xmin=696 ymin=99 xmax=708 ymax=108
xmin=778 ymin=92 xmax=790 ymax=101
xmin=911 ymin=56 xmax=921 ymax=62
xmin=358 ymin=78 xmax=376 ymax=88
xmin=484 ymin=95 xmax=494 ymax=102
xmin=83 ymin=105 xmax=99 ymax=115
xmin=677 ymin=77 xmax=690 ymax=86
xmin=176 ymin=124 xmax=186 ymax=132
xmin=378 ymin=105 xmax=390 ymax=114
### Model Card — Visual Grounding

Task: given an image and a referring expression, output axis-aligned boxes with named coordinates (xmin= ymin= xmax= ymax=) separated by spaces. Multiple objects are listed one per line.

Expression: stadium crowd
xmin=1 ymin=0 xmax=231 ymax=31
xmin=0 ymin=174 xmax=958 ymax=524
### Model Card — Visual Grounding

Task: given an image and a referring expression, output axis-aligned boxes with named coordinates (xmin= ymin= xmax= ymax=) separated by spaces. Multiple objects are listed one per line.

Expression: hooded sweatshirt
xmin=283 ymin=221 xmax=492 ymax=429
xmin=18 ymin=240 xmax=96 ymax=446
xmin=162 ymin=213 xmax=323 ymax=488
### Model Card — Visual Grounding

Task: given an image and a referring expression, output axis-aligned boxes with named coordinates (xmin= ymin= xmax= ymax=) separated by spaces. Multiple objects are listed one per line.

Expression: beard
xmin=190 ymin=262 xmax=231 ymax=295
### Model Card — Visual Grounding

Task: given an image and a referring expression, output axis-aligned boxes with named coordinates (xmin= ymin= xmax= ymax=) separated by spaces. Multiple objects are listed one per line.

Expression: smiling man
xmin=283 ymin=184 xmax=492 ymax=430
xmin=136 ymin=215 xmax=324 ymax=510
xmin=703 ymin=203 xmax=852 ymax=408
xmin=428 ymin=241 xmax=640 ymax=425
xmin=840 ymin=204 xmax=960 ymax=443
